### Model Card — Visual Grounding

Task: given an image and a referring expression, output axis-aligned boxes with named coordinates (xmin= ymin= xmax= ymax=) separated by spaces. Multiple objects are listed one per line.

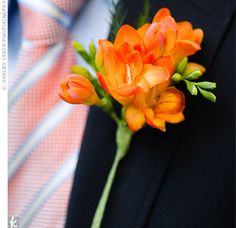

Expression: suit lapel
xmin=65 ymin=1 xmax=235 ymax=227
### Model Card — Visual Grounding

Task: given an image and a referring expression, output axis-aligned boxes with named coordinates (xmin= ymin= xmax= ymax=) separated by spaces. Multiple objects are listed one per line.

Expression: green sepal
xmin=89 ymin=41 xmax=97 ymax=59
xmin=73 ymin=41 xmax=91 ymax=63
xmin=172 ymin=73 xmax=183 ymax=83
xmin=195 ymin=81 xmax=217 ymax=90
xmin=72 ymin=41 xmax=85 ymax=52
xmin=185 ymin=80 xmax=198 ymax=95
xmin=176 ymin=57 xmax=188 ymax=74
xmin=71 ymin=66 xmax=94 ymax=81
xmin=185 ymin=70 xmax=202 ymax=80
xmin=198 ymin=88 xmax=216 ymax=102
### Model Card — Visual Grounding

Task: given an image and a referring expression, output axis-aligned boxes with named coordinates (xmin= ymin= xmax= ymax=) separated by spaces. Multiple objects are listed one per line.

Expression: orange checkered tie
xmin=8 ymin=0 xmax=88 ymax=227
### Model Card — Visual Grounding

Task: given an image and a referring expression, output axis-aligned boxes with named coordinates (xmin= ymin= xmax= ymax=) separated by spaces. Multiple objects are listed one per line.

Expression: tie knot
xmin=18 ymin=0 xmax=83 ymax=46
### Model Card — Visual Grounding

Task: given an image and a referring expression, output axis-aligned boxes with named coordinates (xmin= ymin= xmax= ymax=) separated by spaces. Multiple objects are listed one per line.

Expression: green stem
xmin=91 ymin=123 xmax=133 ymax=228
xmin=110 ymin=111 xmax=120 ymax=125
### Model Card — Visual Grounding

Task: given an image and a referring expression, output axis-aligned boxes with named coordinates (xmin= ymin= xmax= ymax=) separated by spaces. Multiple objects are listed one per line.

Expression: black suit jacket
xmin=65 ymin=0 xmax=235 ymax=227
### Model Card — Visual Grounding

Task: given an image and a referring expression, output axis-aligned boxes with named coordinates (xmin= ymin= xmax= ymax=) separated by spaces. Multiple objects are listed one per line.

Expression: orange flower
xmin=150 ymin=8 xmax=202 ymax=66
xmin=96 ymin=26 xmax=143 ymax=70
xmin=125 ymin=86 xmax=185 ymax=132
xmin=94 ymin=7 xmax=200 ymax=131
xmin=176 ymin=22 xmax=204 ymax=45
xmin=143 ymin=87 xmax=185 ymax=131
xmin=97 ymin=42 xmax=170 ymax=106
xmin=59 ymin=74 xmax=101 ymax=105
xmin=97 ymin=8 xmax=203 ymax=78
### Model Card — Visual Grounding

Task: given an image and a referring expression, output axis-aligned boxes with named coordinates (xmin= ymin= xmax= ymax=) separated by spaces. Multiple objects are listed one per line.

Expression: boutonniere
xmin=59 ymin=2 xmax=216 ymax=227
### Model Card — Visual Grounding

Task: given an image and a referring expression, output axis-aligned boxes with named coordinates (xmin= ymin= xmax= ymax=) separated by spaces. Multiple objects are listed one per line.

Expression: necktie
xmin=8 ymin=0 xmax=87 ymax=227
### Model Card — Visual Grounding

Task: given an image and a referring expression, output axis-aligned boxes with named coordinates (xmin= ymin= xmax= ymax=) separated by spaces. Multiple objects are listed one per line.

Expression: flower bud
xmin=59 ymin=74 xmax=101 ymax=105
xmin=183 ymin=62 xmax=206 ymax=76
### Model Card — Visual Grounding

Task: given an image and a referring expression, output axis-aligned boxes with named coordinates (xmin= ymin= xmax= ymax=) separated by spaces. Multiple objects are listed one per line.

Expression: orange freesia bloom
xmin=143 ymin=87 xmax=185 ymax=132
xmin=97 ymin=40 xmax=170 ymax=106
xmin=97 ymin=8 xmax=203 ymax=77
xmin=59 ymin=74 xmax=101 ymax=105
xmin=59 ymin=8 xmax=204 ymax=133
xmin=143 ymin=8 xmax=203 ymax=65
xmin=125 ymin=86 xmax=185 ymax=132
xmin=95 ymin=8 xmax=194 ymax=131
xmin=94 ymin=7 xmax=202 ymax=131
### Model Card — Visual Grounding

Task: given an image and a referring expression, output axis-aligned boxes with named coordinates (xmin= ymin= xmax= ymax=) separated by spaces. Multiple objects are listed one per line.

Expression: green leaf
xmin=198 ymin=88 xmax=216 ymax=102
xmin=172 ymin=73 xmax=183 ymax=83
xmin=137 ymin=0 xmax=151 ymax=27
xmin=196 ymin=81 xmax=217 ymax=90
xmin=185 ymin=81 xmax=198 ymax=95
xmin=108 ymin=0 xmax=127 ymax=42
xmin=71 ymin=66 xmax=94 ymax=81
xmin=176 ymin=57 xmax=188 ymax=74
xmin=185 ymin=70 xmax=202 ymax=80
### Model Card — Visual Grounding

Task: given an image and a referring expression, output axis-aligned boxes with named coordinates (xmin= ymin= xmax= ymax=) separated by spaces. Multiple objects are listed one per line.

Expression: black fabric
xmin=65 ymin=0 xmax=235 ymax=227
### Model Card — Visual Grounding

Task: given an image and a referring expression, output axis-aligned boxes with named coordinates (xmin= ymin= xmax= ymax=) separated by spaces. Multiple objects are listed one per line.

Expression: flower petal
xmin=103 ymin=47 xmax=126 ymax=85
xmin=98 ymin=39 xmax=114 ymax=48
xmin=98 ymin=72 xmax=135 ymax=106
xmin=143 ymin=108 xmax=166 ymax=131
xmin=158 ymin=112 xmax=185 ymax=123
xmin=193 ymin=28 xmax=204 ymax=44
xmin=137 ymin=23 xmax=150 ymax=39
xmin=136 ymin=64 xmax=170 ymax=91
xmin=162 ymin=16 xmax=177 ymax=30
xmin=144 ymin=23 xmax=167 ymax=58
xmin=125 ymin=106 xmax=145 ymax=131
xmin=68 ymin=74 xmax=94 ymax=91
xmin=68 ymin=87 xmax=94 ymax=104
xmin=127 ymin=51 xmax=143 ymax=77
xmin=153 ymin=8 xmax=171 ymax=23
xmin=114 ymin=25 xmax=143 ymax=48
xmin=168 ymin=40 xmax=201 ymax=65
xmin=142 ymin=52 xmax=156 ymax=64
xmin=134 ymin=43 xmax=147 ymax=57
xmin=154 ymin=56 xmax=175 ymax=76
xmin=117 ymin=42 xmax=133 ymax=58
xmin=152 ymin=118 xmax=166 ymax=131
xmin=114 ymin=84 xmax=143 ymax=96
xmin=112 ymin=92 xmax=134 ymax=106
xmin=164 ymin=29 xmax=178 ymax=53
xmin=96 ymin=39 xmax=114 ymax=68
xmin=59 ymin=81 xmax=72 ymax=103
xmin=97 ymin=72 xmax=111 ymax=94
xmin=154 ymin=87 xmax=185 ymax=114
xmin=176 ymin=21 xmax=193 ymax=40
